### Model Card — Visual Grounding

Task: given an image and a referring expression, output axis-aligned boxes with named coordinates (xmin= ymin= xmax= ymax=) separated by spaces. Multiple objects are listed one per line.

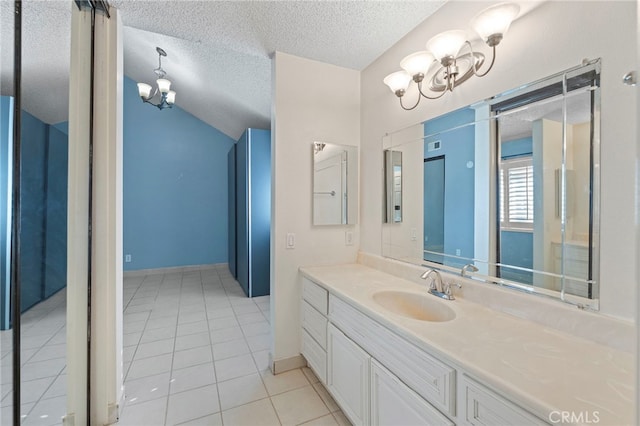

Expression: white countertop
xmin=300 ymin=263 xmax=634 ymax=426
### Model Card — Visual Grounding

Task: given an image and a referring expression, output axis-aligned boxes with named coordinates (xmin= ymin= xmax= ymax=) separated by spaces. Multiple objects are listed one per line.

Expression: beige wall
xmin=271 ymin=52 xmax=360 ymax=362
xmin=360 ymin=1 xmax=637 ymax=321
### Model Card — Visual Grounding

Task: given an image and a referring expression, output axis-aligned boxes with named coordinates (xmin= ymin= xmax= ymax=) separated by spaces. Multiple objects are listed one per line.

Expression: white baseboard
xmin=271 ymin=354 xmax=306 ymax=374
xmin=108 ymin=401 xmax=120 ymax=425
xmin=123 ymin=263 xmax=227 ymax=277
xmin=62 ymin=413 xmax=75 ymax=426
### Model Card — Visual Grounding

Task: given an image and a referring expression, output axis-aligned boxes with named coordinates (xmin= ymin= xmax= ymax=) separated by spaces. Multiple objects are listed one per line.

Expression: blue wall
xmin=20 ymin=110 xmax=49 ymax=311
xmin=44 ymin=125 xmax=68 ymax=297
xmin=0 ymin=98 xmax=68 ymax=328
xmin=123 ymin=76 xmax=235 ymax=271
xmin=424 ymin=108 xmax=475 ymax=267
xmin=500 ymin=137 xmax=533 ymax=283
xmin=502 ymin=137 xmax=532 ymax=159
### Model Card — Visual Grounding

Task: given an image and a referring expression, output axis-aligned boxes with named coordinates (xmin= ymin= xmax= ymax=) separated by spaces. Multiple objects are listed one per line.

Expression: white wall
xmin=360 ymin=1 xmax=637 ymax=321
xmin=271 ymin=52 xmax=360 ymax=362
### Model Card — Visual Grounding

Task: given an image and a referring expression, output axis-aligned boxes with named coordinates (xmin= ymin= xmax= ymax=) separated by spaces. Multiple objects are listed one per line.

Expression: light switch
xmin=286 ymin=233 xmax=295 ymax=249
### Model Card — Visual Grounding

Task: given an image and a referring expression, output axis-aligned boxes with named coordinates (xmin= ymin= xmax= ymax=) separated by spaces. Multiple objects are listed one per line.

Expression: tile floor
xmin=0 ymin=265 xmax=351 ymax=426
xmin=1 ymin=287 xmax=67 ymax=426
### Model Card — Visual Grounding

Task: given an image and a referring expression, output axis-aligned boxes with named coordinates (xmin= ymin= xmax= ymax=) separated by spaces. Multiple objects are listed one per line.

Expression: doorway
xmin=423 ymin=156 xmax=445 ymax=265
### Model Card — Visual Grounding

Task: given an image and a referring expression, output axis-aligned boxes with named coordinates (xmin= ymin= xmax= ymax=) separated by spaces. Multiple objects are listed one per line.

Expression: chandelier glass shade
xmin=383 ymin=2 xmax=520 ymax=110
xmin=137 ymin=47 xmax=176 ymax=110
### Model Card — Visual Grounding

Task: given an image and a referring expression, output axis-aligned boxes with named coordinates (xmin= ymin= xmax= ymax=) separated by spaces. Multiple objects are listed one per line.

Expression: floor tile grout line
xmin=205 ymin=267 xmax=227 ymax=426
xmin=123 ymin=273 xmax=156 ymax=314
xmin=121 ymin=274 xmax=153 ymax=406
xmin=210 ymin=266 xmax=253 ymax=426
xmin=163 ymin=270 xmax=183 ymax=426
xmin=122 ymin=274 xmax=157 ymax=384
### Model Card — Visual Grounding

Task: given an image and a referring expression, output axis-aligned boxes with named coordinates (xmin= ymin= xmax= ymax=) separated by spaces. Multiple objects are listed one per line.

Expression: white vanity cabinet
xmin=329 ymin=294 xmax=456 ymax=417
xmin=301 ymin=277 xmax=329 ymax=383
xmin=300 ymin=274 xmax=548 ymax=426
xmin=327 ymin=323 xmax=370 ymax=426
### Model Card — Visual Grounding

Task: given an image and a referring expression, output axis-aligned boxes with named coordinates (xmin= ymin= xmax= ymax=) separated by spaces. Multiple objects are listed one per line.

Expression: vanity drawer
xmin=462 ymin=375 xmax=543 ymax=426
xmin=302 ymin=277 xmax=328 ymax=315
xmin=302 ymin=330 xmax=327 ymax=383
xmin=329 ymin=295 xmax=456 ymax=416
xmin=302 ymin=300 xmax=328 ymax=349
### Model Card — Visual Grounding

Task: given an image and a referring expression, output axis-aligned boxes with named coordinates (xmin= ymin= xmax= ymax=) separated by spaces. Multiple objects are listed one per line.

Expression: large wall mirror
xmin=313 ymin=142 xmax=358 ymax=225
xmin=382 ymin=60 xmax=600 ymax=310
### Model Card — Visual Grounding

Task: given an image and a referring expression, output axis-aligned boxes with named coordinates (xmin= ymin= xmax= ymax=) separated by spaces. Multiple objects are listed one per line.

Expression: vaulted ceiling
xmin=0 ymin=0 xmax=448 ymax=140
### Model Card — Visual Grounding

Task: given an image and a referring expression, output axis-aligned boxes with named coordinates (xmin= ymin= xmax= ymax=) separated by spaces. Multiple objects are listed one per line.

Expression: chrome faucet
xmin=420 ymin=268 xmax=457 ymax=300
xmin=461 ymin=263 xmax=478 ymax=277
xmin=420 ymin=268 xmax=443 ymax=292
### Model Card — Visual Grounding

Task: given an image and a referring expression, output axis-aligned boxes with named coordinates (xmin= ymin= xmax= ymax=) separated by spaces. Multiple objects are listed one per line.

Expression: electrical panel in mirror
xmin=313 ymin=142 xmax=358 ymax=226
xmin=382 ymin=60 xmax=600 ymax=310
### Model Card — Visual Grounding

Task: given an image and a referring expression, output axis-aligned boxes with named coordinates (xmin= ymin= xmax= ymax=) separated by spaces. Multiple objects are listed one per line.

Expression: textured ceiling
xmin=500 ymin=91 xmax=593 ymax=141
xmin=0 ymin=1 xmax=73 ymax=125
xmin=1 ymin=0 xmax=448 ymax=139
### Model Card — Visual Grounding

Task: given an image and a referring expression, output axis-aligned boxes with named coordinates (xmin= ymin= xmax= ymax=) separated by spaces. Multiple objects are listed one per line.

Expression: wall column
xmin=91 ymin=6 xmax=124 ymax=425
xmin=65 ymin=5 xmax=123 ymax=425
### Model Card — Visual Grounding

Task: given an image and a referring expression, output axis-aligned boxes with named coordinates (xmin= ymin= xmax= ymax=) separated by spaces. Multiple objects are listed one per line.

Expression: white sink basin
xmin=372 ymin=290 xmax=456 ymax=322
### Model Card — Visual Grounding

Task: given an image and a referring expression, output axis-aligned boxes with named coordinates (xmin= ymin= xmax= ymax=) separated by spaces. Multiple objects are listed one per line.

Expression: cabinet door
xmin=302 ymin=330 xmax=327 ymax=384
xmin=462 ymin=375 xmax=543 ymax=426
xmin=371 ymin=360 xmax=454 ymax=426
xmin=327 ymin=323 xmax=370 ymax=426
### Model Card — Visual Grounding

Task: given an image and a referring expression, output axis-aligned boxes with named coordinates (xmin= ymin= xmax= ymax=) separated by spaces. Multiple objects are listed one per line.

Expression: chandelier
xmin=383 ymin=3 xmax=519 ymax=110
xmin=137 ymin=47 xmax=176 ymax=110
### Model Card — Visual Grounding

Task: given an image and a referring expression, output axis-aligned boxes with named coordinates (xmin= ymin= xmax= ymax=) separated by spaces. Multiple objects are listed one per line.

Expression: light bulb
xmin=166 ymin=90 xmax=176 ymax=104
xmin=426 ymin=30 xmax=467 ymax=64
xmin=383 ymin=71 xmax=412 ymax=97
xmin=400 ymin=51 xmax=435 ymax=80
xmin=157 ymin=78 xmax=171 ymax=94
xmin=471 ymin=3 xmax=520 ymax=46
xmin=137 ymin=83 xmax=152 ymax=99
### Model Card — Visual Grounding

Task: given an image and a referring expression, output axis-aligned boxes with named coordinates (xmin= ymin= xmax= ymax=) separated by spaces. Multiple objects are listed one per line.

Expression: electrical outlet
xmin=455 ymin=249 xmax=461 ymax=256
xmin=345 ymin=231 xmax=354 ymax=246
xmin=125 ymin=254 xmax=132 ymax=263
xmin=410 ymin=228 xmax=417 ymax=241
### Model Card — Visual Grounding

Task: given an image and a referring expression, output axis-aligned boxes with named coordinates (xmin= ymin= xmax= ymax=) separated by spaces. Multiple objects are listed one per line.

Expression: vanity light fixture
xmin=137 ymin=47 xmax=176 ymax=110
xmin=383 ymin=2 xmax=519 ymax=110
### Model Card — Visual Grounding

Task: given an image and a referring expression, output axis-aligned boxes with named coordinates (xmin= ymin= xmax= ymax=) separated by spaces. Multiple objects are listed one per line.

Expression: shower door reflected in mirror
xmin=496 ymin=88 xmax=596 ymax=298
xmin=312 ymin=142 xmax=358 ymax=225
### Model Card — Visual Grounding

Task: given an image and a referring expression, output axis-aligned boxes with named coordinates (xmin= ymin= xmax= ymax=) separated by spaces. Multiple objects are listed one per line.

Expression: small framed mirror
xmin=384 ymin=150 xmax=402 ymax=223
xmin=313 ymin=142 xmax=358 ymax=225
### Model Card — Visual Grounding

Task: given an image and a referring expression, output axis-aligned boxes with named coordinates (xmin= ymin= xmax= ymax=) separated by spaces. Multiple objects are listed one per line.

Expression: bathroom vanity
xmin=299 ymin=263 xmax=633 ymax=426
